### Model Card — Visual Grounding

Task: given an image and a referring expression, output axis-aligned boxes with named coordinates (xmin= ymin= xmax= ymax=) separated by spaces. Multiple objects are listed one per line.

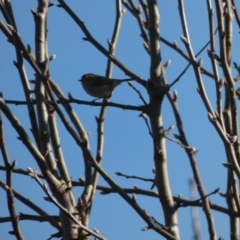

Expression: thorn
xmin=197 ymin=58 xmax=203 ymax=67
xmin=180 ymin=35 xmax=188 ymax=44
xmin=13 ymin=60 xmax=18 ymax=68
xmin=48 ymin=1 xmax=54 ymax=7
xmin=68 ymin=92 xmax=73 ymax=99
xmin=173 ymin=134 xmax=181 ymax=140
xmin=31 ymin=9 xmax=39 ymax=18
xmin=78 ymin=178 xmax=85 ymax=183
xmin=27 ymin=167 xmax=34 ymax=174
xmin=150 ymin=182 xmax=155 ymax=190
xmin=165 ymin=124 xmax=175 ymax=133
xmin=177 ymin=193 xmax=182 ymax=199
xmin=11 ymin=160 xmax=17 ymax=169
xmin=49 ymin=54 xmax=56 ymax=61
xmin=173 ymin=40 xmax=178 ymax=49
xmin=173 ymin=89 xmax=178 ymax=101
xmin=43 ymin=196 xmax=51 ymax=202
xmin=233 ymin=61 xmax=238 ymax=70
xmin=139 ymin=112 xmax=147 ymax=120
xmin=222 ymin=162 xmax=232 ymax=169
xmin=141 ymin=226 xmax=150 ymax=231
xmin=93 ymin=228 xmax=101 ymax=234
xmin=163 ymin=60 xmax=171 ymax=69
xmin=107 ymin=39 xmax=112 ymax=47
xmin=143 ymin=41 xmax=150 ymax=51
xmin=127 ymin=81 xmax=133 ymax=87
xmin=208 ymin=50 xmax=221 ymax=62
xmin=27 ymin=44 xmax=31 ymax=53
xmin=121 ymin=9 xmax=126 ymax=15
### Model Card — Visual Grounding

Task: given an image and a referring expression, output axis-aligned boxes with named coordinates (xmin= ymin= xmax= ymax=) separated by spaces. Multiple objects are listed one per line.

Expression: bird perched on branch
xmin=79 ymin=73 xmax=133 ymax=98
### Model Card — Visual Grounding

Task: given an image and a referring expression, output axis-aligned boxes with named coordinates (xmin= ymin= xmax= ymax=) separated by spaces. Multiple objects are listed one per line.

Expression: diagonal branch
xmin=0 ymin=109 xmax=24 ymax=240
xmin=27 ymin=168 xmax=106 ymax=240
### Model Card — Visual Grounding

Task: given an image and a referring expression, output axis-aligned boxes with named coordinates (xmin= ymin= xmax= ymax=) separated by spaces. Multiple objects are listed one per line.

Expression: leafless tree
xmin=0 ymin=0 xmax=240 ymax=239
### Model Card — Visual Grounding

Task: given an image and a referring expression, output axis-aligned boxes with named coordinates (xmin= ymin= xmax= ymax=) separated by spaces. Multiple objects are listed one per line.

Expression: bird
xmin=79 ymin=73 xmax=133 ymax=98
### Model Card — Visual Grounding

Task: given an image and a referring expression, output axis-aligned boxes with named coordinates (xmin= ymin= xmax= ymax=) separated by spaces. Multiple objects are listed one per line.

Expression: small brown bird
xmin=79 ymin=73 xmax=132 ymax=98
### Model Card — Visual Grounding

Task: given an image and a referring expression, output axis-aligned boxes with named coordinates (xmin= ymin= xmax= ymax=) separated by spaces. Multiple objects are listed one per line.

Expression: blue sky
xmin=0 ymin=1 xmax=239 ymax=239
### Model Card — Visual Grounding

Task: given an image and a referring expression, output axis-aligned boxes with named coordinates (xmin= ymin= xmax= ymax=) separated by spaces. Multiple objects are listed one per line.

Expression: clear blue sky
xmin=0 ymin=1 xmax=238 ymax=239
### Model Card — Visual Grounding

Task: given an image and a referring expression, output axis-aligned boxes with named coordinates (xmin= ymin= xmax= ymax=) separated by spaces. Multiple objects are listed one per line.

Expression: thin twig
xmin=169 ymin=28 xmax=218 ymax=88
xmin=27 ymin=168 xmax=106 ymax=240
xmin=176 ymin=188 xmax=220 ymax=208
xmin=127 ymin=81 xmax=148 ymax=105
xmin=115 ymin=171 xmax=154 ymax=183
xmin=0 ymin=109 xmax=24 ymax=240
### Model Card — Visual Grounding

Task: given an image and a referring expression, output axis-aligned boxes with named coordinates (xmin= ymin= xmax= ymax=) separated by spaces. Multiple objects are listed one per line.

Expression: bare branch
xmin=27 ymin=168 xmax=106 ymax=240
xmin=0 ymin=110 xmax=24 ymax=239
